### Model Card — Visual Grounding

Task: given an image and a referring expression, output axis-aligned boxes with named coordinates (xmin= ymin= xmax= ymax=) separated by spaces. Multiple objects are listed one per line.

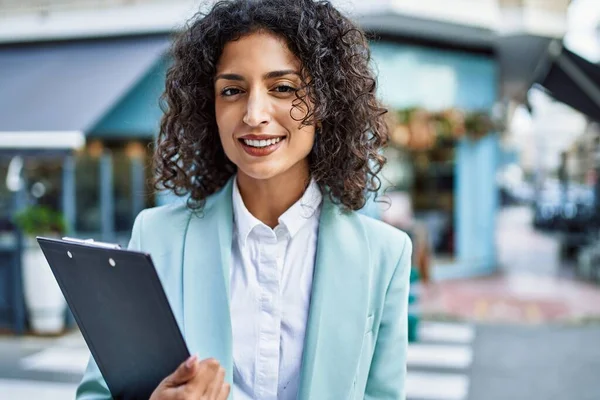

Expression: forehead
xmin=216 ymin=31 xmax=301 ymax=74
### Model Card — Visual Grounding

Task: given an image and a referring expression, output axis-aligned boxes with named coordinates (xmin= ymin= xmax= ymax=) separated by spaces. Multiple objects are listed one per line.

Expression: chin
xmin=237 ymin=163 xmax=285 ymax=181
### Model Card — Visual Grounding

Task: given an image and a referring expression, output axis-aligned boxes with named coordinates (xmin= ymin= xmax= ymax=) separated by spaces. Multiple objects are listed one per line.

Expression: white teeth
xmin=242 ymin=137 xmax=282 ymax=148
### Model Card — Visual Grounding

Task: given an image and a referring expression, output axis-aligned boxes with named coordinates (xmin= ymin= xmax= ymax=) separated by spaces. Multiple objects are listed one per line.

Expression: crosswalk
xmin=406 ymin=322 xmax=474 ymax=400
xmin=1 ymin=321 xmax=475 ymax=400
xmin=0 ymin=379 xmax=78 ymax=400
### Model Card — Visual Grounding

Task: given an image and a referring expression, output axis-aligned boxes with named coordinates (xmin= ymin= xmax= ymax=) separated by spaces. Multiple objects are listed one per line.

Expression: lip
xmin=238 ymin=135 xmax=286 ymax=157
xmin=238 ymin=134 xmax=285 ymax=140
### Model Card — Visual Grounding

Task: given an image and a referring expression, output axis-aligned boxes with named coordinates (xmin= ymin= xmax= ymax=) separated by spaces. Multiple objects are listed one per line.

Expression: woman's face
xmin=214 ymin=31 xmax=315 ymax=182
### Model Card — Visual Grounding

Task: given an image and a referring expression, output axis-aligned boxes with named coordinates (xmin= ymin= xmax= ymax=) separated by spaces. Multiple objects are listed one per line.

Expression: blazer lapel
xmin=182 ymin=179 xmax=234 ymax=382
xmin=298 ymin=198 xmax=371 ymax=399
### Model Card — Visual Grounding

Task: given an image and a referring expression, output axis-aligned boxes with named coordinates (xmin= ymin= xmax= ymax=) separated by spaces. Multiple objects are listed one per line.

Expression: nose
xmin=243 ymin=91 xmax=271 ymax=127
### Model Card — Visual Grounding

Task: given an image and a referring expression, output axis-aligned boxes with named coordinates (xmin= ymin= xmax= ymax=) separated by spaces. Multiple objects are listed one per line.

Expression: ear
xmin=311 ymin=123 xmax=321 ymax=153
xmin=315 ymin=121 xmax=323 ymax=135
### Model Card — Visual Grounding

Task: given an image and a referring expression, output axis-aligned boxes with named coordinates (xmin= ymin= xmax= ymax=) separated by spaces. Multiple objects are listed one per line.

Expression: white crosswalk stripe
xmin=21 ymin=347 xmax=90 ymax=374
xmin=418 ymin=322 xmax=475 ymax=344
xmin=407 ymin=344 xmax=473 ymax=369
xmin=0 ymin=378 xmax=78 ymax=400
xmin=406 ymin=372 xmax=470 ymax=400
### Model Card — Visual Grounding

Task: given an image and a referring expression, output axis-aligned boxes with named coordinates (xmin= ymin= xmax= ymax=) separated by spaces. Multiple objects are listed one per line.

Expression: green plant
xmin=465 ymin=111 xmax=495 ymax=140
xmin=13 ymin=206 xmax=66 ymax=236
xmin=392 ymin=107 xmax=497 ymax=144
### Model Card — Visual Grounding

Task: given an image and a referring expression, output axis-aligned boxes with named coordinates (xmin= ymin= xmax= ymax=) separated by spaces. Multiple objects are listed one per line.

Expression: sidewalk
xmin=420 ymin=206 xmax=600 ymax=324
xmin=0 ymin=329 xmax=86 ymax=399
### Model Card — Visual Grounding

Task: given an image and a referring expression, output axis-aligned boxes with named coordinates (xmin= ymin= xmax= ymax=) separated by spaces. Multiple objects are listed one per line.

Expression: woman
xmin=77 ymin=0 xmax=412 ymax=399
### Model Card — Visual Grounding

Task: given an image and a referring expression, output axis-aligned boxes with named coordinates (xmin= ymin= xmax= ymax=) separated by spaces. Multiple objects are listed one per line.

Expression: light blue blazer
xmin=76 ymin=178 xmax=412 ymax=399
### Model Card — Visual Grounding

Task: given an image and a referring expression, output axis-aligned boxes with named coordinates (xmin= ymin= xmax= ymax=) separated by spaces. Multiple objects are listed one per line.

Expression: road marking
xmin=526 ymin=304 xmax=542 ymax=323
xmin=407 ymin=344 xmax=473 ymax=369
xmin=406 ymin=371 xmax=469 ymax=400
xmin=474 ymin=300 xmax=488 ymax=319
xmin=0 ymin=378 xmax=77 ymax=400
xmin=419 ymin=322 xmax=475 ymax=344
xmin=21 ymin=347 xmax=89 ymax=374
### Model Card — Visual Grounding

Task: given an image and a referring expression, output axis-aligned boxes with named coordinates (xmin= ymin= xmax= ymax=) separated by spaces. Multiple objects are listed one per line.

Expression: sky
xmin=565 ymin=0 xmax=600 ymax=62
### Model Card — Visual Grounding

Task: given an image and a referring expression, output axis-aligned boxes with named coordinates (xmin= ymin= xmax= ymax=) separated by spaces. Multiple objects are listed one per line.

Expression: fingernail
xmin=186 ymin=355 xmax=197 ymax=368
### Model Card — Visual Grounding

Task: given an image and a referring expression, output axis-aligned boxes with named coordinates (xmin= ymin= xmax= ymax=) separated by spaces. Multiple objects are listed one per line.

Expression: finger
xmin=205 ymin=366 xmax=225 ymax=399
xmin=217 ymin=382 xmax=231 ymax=400
xmin=193 ymin=358 xmax=221 ymax=393
xmin=164 ymin=355 xmax=199 ymax=387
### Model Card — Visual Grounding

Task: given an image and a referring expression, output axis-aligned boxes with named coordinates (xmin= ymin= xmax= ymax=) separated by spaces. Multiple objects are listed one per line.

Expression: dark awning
xmin=535 ymin=41 xmax=600 ymax=122
xmin=0 ymin=35 xmax=169 ymax=147
xmin=496 ymin=34 xmax=552 ymax=103
xmin=357 ymin=10 xmax=495 ymax=54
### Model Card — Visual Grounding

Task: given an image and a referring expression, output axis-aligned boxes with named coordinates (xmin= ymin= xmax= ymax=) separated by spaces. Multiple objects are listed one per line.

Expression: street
xmin=2 ymin=319 xmax=600 ymax=400
xmin=469 ymin=323 xmax=600 ymax=400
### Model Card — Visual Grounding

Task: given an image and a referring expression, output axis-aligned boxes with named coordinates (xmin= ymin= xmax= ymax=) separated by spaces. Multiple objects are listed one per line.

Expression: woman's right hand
xmin=149 ymin=355 xmax=230 ymax=400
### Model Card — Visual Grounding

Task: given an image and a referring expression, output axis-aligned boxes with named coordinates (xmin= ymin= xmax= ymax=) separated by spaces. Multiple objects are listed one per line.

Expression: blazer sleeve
xmin=364 ymin=235 xmax=413 ymax=400
xmin=75 ymin=210 xmax=145 ymax=399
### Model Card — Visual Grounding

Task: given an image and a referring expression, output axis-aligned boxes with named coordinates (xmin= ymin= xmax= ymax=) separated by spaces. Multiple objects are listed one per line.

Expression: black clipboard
xmin=37 ymin=236 xmax=190 ymax=400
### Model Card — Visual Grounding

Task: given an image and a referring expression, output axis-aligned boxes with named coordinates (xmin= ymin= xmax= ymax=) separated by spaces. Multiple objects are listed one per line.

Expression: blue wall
xmin=370 ymin=42 xmax=497 ymax=111
xmin=370 ymin=41 xmax=500 ymax=279
xmin=453 ymin=134 xmax=500 ymax=278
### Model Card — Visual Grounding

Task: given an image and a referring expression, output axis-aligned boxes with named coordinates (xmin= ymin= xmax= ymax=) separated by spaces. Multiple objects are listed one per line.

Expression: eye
xmin=272 ymin=85 xmax=296 ymax=93
xmin=221 ymin=88 xmax=242 ymax=97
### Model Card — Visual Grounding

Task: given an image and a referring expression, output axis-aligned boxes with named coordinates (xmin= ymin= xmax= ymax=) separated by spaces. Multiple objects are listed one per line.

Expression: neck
xmin=236 ymin=161 xmax=310 ymax=228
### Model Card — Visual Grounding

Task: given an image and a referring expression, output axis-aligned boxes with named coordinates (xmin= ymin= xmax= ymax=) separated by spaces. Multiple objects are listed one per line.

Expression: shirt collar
xmin=232 ymin=176 xmax=322 ymax=247
xmin=232 ymin=178 xmax=265 ymax=246
xmin=278 ymin=178 xmax=322 ymax=238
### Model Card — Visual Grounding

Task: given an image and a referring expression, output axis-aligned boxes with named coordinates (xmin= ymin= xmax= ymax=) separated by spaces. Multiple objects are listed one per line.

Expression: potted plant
xmin=13 ymin=205 xmax=68 ymax=335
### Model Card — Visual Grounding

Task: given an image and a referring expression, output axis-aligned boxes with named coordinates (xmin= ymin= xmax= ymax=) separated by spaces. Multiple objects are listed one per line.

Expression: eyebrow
xmin=214 ymin=69 xmax=301 ymax=82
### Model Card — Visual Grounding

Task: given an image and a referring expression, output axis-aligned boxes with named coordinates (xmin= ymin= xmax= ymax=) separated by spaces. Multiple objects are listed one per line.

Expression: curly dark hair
xmin=154 ymin=0 xmax=389 ymax=211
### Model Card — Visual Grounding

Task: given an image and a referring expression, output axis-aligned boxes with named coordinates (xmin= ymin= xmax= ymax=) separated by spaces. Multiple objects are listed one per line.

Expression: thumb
xmin=165 ymin=355 xmax=199 ymax=387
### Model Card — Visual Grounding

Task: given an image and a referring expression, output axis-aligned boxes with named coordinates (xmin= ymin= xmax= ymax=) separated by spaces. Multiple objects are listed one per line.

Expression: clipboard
xmin=36 ymin=236 xmax=190 ymax=400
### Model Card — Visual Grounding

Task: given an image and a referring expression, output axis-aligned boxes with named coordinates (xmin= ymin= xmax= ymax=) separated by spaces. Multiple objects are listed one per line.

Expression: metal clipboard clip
xmin=62 ymin=237 xmax=122 ymax=249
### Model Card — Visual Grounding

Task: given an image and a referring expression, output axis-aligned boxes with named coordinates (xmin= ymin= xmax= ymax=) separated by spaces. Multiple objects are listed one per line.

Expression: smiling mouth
xmin=239 ymin=136 xmax=285 ymax=148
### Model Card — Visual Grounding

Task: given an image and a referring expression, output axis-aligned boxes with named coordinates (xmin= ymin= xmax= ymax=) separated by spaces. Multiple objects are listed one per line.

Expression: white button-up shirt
xmin=230 ymin=178 xmax=322 ymax=400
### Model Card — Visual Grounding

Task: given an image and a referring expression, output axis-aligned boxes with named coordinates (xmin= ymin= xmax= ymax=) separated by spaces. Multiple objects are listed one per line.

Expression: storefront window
xmin=112 ymin=147 xmax=134 ymax=232
xmin=75 ymin=153 xmax=101 ymax=234
xmin=0 ymin=157 xmax=13 ymax=231
xmin=383 ymin=140 xmax=456 ymax=258
xmin=22 ymin=154 xmax=63 ymax=212
xmin=75 ymin=140 xmax=154 ymax=237
xmin=411 ymin=141 xmax=456 ymax=256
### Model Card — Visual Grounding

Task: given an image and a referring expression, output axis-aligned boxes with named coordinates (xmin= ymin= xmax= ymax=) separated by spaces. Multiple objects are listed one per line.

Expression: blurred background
xmin=1 ymin=0 xmax=600 ymax=399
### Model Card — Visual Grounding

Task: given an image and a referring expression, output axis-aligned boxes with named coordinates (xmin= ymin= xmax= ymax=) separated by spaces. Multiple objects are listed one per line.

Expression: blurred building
xmin=0 ymin=0 xmax=581 ymax=331
xmin=339 ymin=0 xmax=572 ymax=279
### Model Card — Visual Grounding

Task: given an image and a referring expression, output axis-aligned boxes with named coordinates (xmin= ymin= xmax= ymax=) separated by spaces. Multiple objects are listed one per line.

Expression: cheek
xmin=215 ymin=104 xmax=240 ymax=146
xmin=290 ymin=127 xmax=316 ymax=155
xmin=215 ymin=103 xmax=231 ymax=131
